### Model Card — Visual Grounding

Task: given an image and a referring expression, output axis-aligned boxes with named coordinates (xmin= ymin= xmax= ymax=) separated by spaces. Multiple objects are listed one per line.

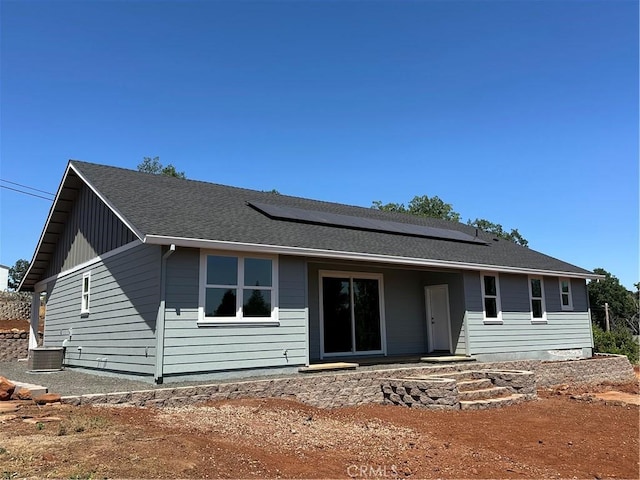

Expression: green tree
xmin=588 ymin=268 xmax=638 ymax=333
xmin=372 ymin=195 xmax=528 ymax=245
xmin=467 ymin=218 xmax=529 ymax=247
xmin=137 ymin=156 xmax=186 ymax=179
xmin=592 ymin=323 xmax=639 ymax=364
xmin=372 ymin=195 xmax=461 ymax=222
xmin=8 ymin=259 xmax=29 ymax=290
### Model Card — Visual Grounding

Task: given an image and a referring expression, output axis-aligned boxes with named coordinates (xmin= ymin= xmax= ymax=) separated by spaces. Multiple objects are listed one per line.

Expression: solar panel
xmin=249 ymin=202 xmax=488 ymax=245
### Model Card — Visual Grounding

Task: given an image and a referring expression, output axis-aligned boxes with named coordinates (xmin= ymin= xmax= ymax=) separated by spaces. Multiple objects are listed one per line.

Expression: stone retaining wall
xmin=0 ymin=331 xmax=45 ymax=361
xmin=0 ymin=298 xmax=31 ymax=321
xmin=0 ymin=331 xmax=29 ymax=361
xmin=381 ymin=377 xmax=458 ymax=409
xmin=60 ymin=355 xmax=635 ymax=409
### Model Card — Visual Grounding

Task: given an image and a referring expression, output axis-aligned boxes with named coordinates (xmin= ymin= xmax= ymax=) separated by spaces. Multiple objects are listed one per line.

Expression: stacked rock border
xmin=381 ymin=369 xmax=537 ymax=410
xmin=57 ymin=355 xmax=634 ymax=410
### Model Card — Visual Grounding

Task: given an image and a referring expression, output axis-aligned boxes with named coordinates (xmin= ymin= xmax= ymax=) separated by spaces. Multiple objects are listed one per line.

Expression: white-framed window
xmin=198 ymin=252 xmax=278 ymax=326
xmin=481 ymin=273 xmax=502 ymax=324
xmin=529 ymin=276 xmax=547 ymax=323
xmin=559 ymin=278 xmax=573 ymax=311
xmin=81 ymin=272 xmax=91 ymax=314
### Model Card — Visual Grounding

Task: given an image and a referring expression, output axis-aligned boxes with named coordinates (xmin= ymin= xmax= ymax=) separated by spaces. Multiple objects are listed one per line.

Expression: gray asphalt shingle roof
xmin=69 ymin=161 xmax=592 ymax=276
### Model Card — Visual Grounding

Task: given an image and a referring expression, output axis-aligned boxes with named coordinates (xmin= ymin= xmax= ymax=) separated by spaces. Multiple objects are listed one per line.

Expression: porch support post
xmin=28 ymin=292 xmax=40 ymax=351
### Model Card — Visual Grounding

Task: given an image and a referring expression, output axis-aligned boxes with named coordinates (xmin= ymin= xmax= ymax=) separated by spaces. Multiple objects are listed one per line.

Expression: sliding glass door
xmin=321 ymin=272 xmax=384 ymax=356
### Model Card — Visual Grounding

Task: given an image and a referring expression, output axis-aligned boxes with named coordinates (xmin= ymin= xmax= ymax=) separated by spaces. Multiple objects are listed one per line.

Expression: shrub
xmin=592 ymin=323 xmax=639 ymax=364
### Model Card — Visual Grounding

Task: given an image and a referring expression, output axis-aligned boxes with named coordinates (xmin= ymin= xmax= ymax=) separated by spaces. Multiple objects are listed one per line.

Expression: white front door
xmin=425 ymin=285 xmax=452 ymax=353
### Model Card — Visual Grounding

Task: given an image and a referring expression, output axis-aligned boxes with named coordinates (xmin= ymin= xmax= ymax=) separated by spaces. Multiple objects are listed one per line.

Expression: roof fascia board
xmin=33 ymin=240 xmax=143 ymax=291
xmin=143 ymin=234 xmax=603 ymax=280
xmin=19 ymin=162 xmax=75 ymax=291
xmin=68 ymin=162 xmax=144 ymax=241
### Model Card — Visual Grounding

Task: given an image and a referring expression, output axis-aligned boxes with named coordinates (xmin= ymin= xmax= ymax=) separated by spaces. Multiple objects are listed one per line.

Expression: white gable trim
xmin=69 ymin=162 xmax=144 ymax=241
xmin=143 ymin=234 xmax=603 ymax=280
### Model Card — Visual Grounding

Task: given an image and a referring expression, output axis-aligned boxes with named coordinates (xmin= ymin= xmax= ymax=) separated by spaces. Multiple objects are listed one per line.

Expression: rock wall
xmin=0 ymin=297 xmax=31 ymax=321
xmin=0 ymin=331 xmax=29 ymax=361
xmin=60 ymin=355 xmax=636 ymax=409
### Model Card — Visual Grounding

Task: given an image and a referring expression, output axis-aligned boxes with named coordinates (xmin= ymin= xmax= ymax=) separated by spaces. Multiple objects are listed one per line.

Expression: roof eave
xmin=143 ymin=234 xmax=601 ymax=280
xmin=18 ymin=161 xmax=145 ymax=291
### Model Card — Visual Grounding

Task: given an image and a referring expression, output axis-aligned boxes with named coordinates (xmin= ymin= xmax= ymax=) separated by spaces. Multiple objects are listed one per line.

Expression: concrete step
xmin=433 ymin=370 xmax=481 ymax=381
xmin=298 ymin=362 xmax=358 ymax=373
xmin=13 ymin=381 xmax=48 ymax=398
xmin=457 ymin=379 xmax=493 ymax=391
xmin=459 ymin=386 xmax=511 ymax=401
xmin=460 ymin=394 xmax=527 ymax=410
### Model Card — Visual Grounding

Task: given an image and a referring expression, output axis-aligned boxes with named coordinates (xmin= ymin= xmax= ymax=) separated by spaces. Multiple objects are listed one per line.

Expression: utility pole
xmin=604 ymin=302 xmax=610 ymax=332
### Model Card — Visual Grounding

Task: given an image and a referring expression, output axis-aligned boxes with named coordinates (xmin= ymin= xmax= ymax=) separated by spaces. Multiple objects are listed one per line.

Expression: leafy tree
xmin=588 ymin=268 xmax=638 ymax=333
xmin=592 ymin=323 xmax=639 ymax=364
xmin=137 ymin=156 xmax=186 ymax=179
xmin=372 ymin=195 xmax=461 ymax=222
xmin=467 ymin=218 xmax=529 ymax=247
xmin=372 ymin=195 xmax=529 ymax=245
xmin=8 ymin=259 xmax=29 ymax=290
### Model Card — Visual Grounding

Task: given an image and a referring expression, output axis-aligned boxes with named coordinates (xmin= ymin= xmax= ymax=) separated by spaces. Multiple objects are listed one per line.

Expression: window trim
xmin=198 ymin=251 xmax=279 ymax=326
xmin=559 ymin=278 xmax=573 ymax=311
xmin=81 ymin=271 xmax=91 ymax=315
xmin=318 ymin=269 xmax=387 ymax=359
xmin=481 ymin=272 xmax=502 ymax=324
xmin=529 ymin=276 xmax=547 ymax=323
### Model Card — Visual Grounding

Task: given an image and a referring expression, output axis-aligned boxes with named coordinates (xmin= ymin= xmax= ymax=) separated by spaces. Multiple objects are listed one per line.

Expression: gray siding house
xmin=20 ymin=161 xmax=599 ymax=383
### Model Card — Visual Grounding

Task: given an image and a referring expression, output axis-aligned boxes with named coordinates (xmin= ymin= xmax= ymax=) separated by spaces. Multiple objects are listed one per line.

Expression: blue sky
xmin=1 ymin=0 xmax=637 ymax=289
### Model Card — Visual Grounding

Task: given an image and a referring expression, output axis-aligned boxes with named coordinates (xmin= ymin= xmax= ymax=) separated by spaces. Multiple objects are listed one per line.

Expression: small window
xmin=529 ymin=277 xmax=546 ymax=322
xmin=481 ymin=273 xmax=502 ymax=323
xmin=559 ymin=278 xmax=573 ymax=311
xmin=200 ymin=253 xmax=278 ymax=325
xmin=81 ymin=272 xmax=91 ymax=314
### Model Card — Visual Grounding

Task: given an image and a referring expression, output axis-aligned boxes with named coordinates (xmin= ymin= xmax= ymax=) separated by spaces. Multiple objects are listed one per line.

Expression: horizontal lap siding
xmin=162 ymin=250 xmax=307 ymax=375
xmin=464 ymin=272 xmax=592 ymax=355
xmin=44 ymin=244 xmax=161 ymax=375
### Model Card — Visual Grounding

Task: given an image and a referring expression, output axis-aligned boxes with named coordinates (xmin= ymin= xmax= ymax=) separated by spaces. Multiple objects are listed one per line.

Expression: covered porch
xmin=306 ymin=260 xmax=469 ymax=363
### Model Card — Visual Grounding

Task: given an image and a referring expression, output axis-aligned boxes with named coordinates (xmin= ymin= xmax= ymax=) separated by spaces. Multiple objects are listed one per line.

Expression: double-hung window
xmin=199 ymin=253 xmax=278 ymax=325
xmin=481 ymin=273 xmax=502 ymax=324
xmin=529 ymin=277 xmax=546 ymax=322
xmin=559 ymin=278 xmax=573 ymax=310
xmin=81 ymin=272 xmax=91 ymax=314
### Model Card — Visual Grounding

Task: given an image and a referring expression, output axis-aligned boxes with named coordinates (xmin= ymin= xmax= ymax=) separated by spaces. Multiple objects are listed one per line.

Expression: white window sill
xmin=531 ymin=319 xmax=548 ymax=325
xmin=197 ymin=319 xmax=280 ymax=327
xmin=483 ymin=319 xmax=503 ymax=325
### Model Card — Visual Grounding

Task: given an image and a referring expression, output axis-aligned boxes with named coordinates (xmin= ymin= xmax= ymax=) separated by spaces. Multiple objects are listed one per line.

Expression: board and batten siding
xmin=43 ymin=243 xmax=161 ymax=375
xmin=162 ymin=249 xmax=308 ymax=376
xmin=44 ymin=184 xmax=137 ymax=279
xmin=463 ymin=271 xmax=592 ymax=357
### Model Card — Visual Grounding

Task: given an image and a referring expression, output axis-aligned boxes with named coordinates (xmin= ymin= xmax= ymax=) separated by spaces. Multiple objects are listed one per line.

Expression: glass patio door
xmin=321 ymin=273 xmax=384 ymax=356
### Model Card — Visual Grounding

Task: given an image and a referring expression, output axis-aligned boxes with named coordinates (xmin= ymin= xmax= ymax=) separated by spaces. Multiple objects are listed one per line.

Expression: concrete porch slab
xmin=299 ymin=362 xmax=359 ymax=373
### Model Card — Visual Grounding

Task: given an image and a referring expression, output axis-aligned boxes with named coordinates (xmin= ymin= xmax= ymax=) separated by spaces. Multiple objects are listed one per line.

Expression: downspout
xmin=155 ymin=244 xmax=176 ymax=384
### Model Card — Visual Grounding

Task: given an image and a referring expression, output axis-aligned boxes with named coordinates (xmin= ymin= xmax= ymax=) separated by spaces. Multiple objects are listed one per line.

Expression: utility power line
xmin=0 ymin=178 xmax=55 ymax=196
xmin=0 ymin=184 xmax=54 ymax=201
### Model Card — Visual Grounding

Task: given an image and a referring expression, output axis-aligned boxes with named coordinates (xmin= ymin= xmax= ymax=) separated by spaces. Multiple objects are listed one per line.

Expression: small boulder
xmin=33 ymin=393 xmax=62 ymax=405
xmin=0 ymin=376 xmax=16 ymax=401
xmin=14 ymin=389 xmax=33 ymax=401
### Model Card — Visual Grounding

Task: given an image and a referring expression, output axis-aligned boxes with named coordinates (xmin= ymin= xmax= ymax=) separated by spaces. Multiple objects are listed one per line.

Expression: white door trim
xmin=425 ymin=284 xmax=453 ymax=354
xmin=319 ymin=270 xmax=386 ymax=359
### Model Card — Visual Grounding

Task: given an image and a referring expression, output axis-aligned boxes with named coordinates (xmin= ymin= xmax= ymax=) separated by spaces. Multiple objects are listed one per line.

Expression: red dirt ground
xmin=1 ymin=380 xmax=638 ymax=479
